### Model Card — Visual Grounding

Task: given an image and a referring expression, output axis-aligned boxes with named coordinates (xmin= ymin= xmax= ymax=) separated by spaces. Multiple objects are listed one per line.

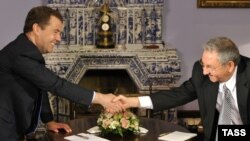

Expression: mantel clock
xmin=96 ymin=3 xmax=115 ymax=48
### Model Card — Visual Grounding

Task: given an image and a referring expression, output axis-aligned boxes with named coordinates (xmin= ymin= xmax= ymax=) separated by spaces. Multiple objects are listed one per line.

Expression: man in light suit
xmin=0 ymin=6 xmax=122 ymax=140
xmin=114 ymin=37 xmax=250 ymax=141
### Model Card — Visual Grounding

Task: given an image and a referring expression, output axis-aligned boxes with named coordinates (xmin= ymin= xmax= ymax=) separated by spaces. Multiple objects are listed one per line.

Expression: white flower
xmin=97 ymin=110 xmax=140 ymax=137
xmin=109 ymin=120 xmax=120 ymax=129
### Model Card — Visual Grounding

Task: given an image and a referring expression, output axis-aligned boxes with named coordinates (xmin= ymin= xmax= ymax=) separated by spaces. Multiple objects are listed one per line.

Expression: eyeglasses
xmin=199 ymin=59 xmax=226 ymax=73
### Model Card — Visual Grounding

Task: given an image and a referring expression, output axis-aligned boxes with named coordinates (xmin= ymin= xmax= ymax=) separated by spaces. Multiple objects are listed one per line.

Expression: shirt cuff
xmin=138 ymin=96 xmax=153 ymax=109
xmin=91 ymin=91 xmax=96 ymax=103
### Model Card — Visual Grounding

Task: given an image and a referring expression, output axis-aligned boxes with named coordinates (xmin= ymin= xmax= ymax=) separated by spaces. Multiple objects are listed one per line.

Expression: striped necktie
xmin=216 ymin=85 xmax=234 ymax=141
xmin=219 ymin=84 xmax=233 ymax=124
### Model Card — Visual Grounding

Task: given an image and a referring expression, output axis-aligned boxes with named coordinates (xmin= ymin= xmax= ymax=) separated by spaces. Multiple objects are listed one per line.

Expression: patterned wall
xmin=47 ymin=0 xmax=164 ymax=46
xmin=42 ymin=0 xmax=179 ymax=124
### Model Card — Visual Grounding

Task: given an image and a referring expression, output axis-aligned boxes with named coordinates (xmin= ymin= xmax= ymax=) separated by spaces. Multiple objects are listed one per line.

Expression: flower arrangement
xmin=97 ymin=110 xmax=140 ymax=137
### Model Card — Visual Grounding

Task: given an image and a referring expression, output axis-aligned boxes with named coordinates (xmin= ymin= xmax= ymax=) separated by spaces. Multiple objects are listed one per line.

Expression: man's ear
xmin=32 ymin=23 xmax=41 ymax=35
xmin=227 ymin=61 xmax=236 ymax=73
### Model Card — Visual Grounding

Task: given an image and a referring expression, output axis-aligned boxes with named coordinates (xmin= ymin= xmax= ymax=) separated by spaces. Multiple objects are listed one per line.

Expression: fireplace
xmin=78 ymin=69 xmax=138 ymax=94
xmin=43 ymin=0 xmax=180 ymax=123
xmin=44 ymin=44 xmax=181 ymax=121
xmin=73 ymin=69 xmax=139 ymax=118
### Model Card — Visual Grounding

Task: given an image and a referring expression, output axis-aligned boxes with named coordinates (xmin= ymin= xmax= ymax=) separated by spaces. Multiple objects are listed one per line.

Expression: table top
xmin=46 ymin=116 xmax=190 ymax=141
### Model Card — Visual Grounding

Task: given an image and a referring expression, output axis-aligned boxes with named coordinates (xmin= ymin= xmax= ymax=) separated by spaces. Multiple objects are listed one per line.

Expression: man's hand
xmin=46 ymin=121 xmax=72 ymax=133
xmin=112 ymin=95 xmax=140 ymax=110
xmin=92 ymin=93 xmax=124 ymax=113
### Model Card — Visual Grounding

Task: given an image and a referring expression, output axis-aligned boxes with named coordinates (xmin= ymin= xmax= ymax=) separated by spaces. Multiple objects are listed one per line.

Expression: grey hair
xmin=202 ymin=37 xmax=240 ymax=65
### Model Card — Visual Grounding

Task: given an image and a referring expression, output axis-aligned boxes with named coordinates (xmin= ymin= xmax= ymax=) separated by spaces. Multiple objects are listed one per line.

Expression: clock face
xmin=102 ymin=14 xmax=109 ymax=22
xmin=101 ymin=23 xmax=110 ymax=31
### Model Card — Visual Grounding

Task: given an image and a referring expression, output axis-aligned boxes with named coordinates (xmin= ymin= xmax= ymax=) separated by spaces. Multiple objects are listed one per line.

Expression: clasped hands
xmin=46 ymin=94 xmax=136 ymax=134
xmin=94 ymin=92 xmax=139 ymax=113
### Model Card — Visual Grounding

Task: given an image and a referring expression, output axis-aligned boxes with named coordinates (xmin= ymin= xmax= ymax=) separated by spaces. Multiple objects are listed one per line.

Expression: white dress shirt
xmin=139 ymin=67 xmax=243 ymax=125
xmin=138 ymin=96 xmax=153 ymax=109
xmin=216 ymin=66 xmax=243 ymax=125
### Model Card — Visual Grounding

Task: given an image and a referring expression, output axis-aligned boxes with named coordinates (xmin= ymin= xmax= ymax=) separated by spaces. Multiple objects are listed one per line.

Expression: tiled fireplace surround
xmin=44 ymin=44 xmax=181 ymax=121
xmin=34 ymin=0 xmax=181 ymax=131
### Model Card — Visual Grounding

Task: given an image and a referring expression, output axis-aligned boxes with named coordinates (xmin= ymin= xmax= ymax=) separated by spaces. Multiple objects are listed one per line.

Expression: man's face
xmin=200 ymin=50 xmax=233 ymax=83
xmin=36 ymin=16 xmax=63 ymax=54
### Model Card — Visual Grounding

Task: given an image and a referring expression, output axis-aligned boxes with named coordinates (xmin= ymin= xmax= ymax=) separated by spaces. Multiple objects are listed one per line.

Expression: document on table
xmin=158 ymin=131 xmax=197 ymax=141
xmin=87 ymin=126 xmax=148 ymax=134
xmin=64 ymin=133 xmax=110 ymax=141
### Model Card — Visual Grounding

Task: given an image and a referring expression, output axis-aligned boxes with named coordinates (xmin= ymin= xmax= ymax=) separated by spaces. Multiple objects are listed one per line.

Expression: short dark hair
xmin=23 ymin=6 xmax=63 ymax=33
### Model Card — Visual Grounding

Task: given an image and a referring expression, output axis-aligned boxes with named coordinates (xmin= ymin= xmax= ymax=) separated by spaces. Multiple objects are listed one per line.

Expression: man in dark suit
xmin=114 ymin=37 xmax=250 ymax=141
xmin=0 ymin=6 xmax=122 ymax=140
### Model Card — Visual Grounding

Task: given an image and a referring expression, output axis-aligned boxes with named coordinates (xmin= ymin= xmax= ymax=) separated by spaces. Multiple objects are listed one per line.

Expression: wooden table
xmin=45 ymin=116 xmax=191 ymax=141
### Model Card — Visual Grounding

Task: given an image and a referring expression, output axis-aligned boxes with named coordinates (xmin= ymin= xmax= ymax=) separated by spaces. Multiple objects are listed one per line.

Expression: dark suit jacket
xmin=0 ymin=33 xmax=94 ymax=140
xmin=150 ymin=55 xmax=250 ymax=141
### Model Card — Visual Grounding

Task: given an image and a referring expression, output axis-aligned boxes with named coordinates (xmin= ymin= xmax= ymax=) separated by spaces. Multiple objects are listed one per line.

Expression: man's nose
xmin=202 ymin=67 xmax=209 ymax=75
xmin=56 ymin=33 xmax=61 ymax=42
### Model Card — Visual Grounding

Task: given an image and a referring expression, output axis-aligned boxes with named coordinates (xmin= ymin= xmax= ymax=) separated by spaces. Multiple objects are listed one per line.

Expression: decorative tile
xmin=45 ymin=0 xmax=179 ymax=122
xmin=48 ymin=0 xmax=164 ymax=46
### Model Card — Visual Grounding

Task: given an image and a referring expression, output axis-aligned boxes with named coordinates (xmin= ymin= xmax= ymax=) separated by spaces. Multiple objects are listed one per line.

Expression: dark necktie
xmin=25 ymin=92 xmax=43 ymax=135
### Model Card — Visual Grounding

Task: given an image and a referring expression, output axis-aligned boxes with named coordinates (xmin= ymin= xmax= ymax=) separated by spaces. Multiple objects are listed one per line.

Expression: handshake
xmin=92 ymin=92 xmax=141 ymax=113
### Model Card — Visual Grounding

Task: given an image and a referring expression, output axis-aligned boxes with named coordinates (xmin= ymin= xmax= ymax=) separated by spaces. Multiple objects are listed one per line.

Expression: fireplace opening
xmin=78 ymin=69 xmax=138 ymax=94
xmin=73 ymin=69 xmax=139 ymax=117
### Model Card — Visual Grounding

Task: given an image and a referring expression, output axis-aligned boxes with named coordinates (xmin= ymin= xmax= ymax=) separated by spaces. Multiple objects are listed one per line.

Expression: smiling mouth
xmin=208 ymin=74 xmax=215 ymax=79
xmin=52 ymin=42 xmax=59 ymax=47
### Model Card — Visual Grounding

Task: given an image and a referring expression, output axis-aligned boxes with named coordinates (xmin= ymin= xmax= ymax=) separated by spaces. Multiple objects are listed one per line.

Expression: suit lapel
xmin=236 ymin=59 xmax=249 ymax=124
xmin=203 ymin=79 xmax=219 ymax=119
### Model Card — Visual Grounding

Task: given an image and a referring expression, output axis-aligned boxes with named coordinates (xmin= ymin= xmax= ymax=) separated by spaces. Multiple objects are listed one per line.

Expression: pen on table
xmin=159 ymin=132 xmax=171 ymax=137
xmin=76 ymin=134 xmax=89 ymax=139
